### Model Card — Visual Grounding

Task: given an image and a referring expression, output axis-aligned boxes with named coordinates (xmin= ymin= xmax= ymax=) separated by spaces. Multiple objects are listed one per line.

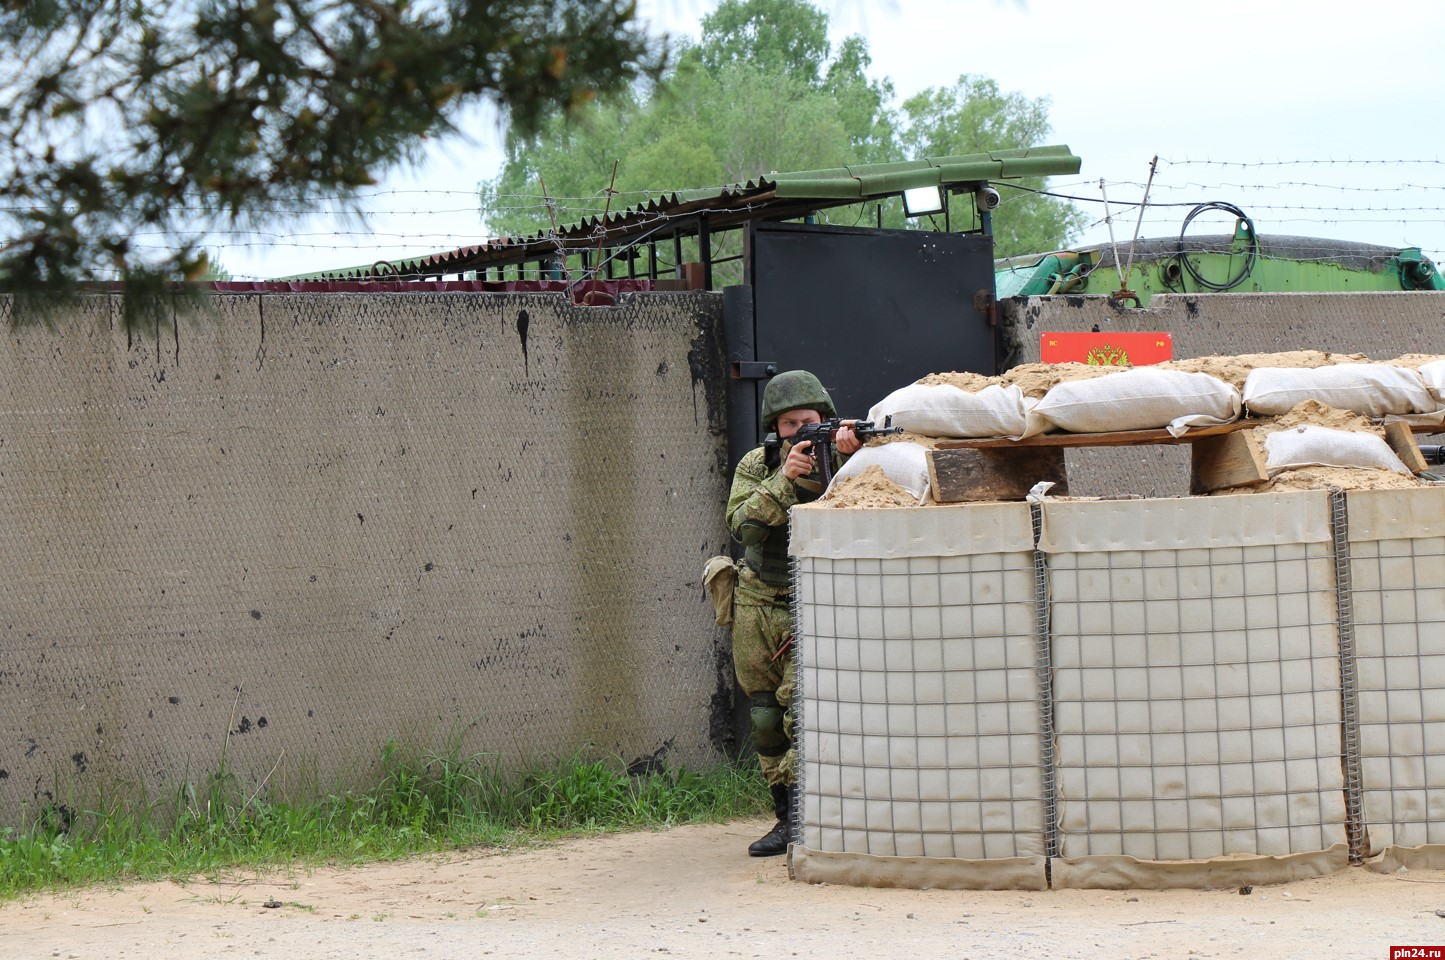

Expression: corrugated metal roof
xmin=308 ymin=145 xmax=1081 ymax=281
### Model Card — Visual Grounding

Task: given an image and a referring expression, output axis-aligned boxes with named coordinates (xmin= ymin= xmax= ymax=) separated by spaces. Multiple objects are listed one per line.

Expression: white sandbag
xmin=1243 ymin=364 xmax=1434 ymax=417
xmin=1031 ymin=368 xmax=1241 ymax=436
xmin=1264 ymin=425 xmax=1410 ymax=474
xmin=827 ymin=442 xmax=930 ymax=502
xmin=867 ymin=382 xmax=1030 ymax=439
xmin=1418 ymin=359 xmax=1445 ymax=403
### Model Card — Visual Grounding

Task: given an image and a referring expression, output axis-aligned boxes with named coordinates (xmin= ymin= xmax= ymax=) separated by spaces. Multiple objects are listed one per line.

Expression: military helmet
xmin=760 ymin=370 xmax=836 ymax=431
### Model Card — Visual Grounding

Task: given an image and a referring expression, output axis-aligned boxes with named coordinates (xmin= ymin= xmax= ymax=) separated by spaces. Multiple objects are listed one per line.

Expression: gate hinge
xmin=974 ymin=290 xmax=997 ymax=327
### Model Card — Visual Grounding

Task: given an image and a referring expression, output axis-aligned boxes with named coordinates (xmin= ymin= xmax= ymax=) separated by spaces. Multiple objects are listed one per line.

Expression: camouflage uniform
xmin=725 ymin=371 xmax=840 ymax=846
xmin=725 ymin=446 xmax=807 ymax=786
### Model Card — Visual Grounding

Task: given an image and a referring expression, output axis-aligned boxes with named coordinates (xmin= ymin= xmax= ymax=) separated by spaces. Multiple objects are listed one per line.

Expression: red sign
xmin=1040 ymin=332 xmax=1173 ymax=366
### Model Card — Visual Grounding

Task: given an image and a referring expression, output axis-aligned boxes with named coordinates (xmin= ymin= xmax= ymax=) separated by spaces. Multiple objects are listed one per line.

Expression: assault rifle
xmin=1419 ymin=445 xmax=1445 ymax=482
xmin=766 ymin=416 xmax=904 ymax=489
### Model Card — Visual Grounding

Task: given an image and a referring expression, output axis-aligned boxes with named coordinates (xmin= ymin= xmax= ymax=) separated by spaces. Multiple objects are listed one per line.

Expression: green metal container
xmin=997 ymin=231 xmax=1444 ymax=304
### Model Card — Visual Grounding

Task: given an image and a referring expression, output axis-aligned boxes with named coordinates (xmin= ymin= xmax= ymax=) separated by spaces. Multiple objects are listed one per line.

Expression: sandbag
xmin=867 ymin=382 xmax=1031 ymax=439
xmin=1263 ymin=425 xmax=1410 ymax=474
xmin=827 ymin=442 xmax=930 ymax=502
xmin=1032 ymin=368 xmax=1241 ymax=436
xmin=1418 ymin=359 xmax=1445 ymax=404
xmin=1243 ymin=364 xmax=1434 ymax=417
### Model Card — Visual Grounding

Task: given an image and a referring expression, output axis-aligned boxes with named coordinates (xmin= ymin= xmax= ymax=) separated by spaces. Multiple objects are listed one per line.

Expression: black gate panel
xmin=727 ymin=221 xmax=996 ymax=461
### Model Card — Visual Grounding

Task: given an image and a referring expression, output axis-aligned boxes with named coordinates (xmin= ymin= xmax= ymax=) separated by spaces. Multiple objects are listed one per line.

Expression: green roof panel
xmin=303 ymin=145 xmax=1082 ymax=280
xmin=768 ymin=148 xmax=1080 ymax=202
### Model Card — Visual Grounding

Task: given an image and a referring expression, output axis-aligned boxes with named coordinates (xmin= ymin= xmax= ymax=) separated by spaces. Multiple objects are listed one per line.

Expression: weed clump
xmin=0 ymin=744 xmax=769 ymax=897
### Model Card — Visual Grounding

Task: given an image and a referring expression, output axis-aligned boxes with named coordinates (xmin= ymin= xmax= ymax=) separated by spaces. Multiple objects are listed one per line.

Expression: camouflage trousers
xmin=731 ymin=570 xmax=796 ymax=786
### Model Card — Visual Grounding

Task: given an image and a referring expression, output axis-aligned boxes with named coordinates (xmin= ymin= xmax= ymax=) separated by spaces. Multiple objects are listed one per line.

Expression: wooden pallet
xmin=927 ymin=420 xmax=1431 ymax=503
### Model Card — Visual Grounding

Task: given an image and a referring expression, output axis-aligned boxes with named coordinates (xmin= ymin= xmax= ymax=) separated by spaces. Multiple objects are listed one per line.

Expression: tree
xmin=0 ymin=0 xmax=665 ymax=310
xmin=479 ymin=0 xmax=894 ymax=278
xmin=478 ymin=0 xmax=1082 ymax=268
xmin=692 ymin=0 xmax=830 ymax=85
xmin=203 ymin=253 xmax=233 ymax=282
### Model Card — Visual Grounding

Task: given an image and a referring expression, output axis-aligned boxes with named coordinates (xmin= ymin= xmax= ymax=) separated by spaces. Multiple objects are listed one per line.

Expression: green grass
xmin=0 ymin=743 xmax=770 ymax=899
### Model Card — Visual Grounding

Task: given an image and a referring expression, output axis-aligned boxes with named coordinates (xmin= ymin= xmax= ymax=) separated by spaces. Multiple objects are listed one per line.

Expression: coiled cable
xmin=1167 ymin=201 xmax=1258 ymax=292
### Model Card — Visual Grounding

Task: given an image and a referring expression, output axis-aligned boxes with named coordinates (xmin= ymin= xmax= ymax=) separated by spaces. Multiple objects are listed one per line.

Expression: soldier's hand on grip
xmin=782 ymin=439 xmax=816 ymax=480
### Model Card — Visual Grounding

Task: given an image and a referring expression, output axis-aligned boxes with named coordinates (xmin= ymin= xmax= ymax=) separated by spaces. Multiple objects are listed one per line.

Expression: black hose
xmin=1168 ymin=202 xmax=1258 ymax=292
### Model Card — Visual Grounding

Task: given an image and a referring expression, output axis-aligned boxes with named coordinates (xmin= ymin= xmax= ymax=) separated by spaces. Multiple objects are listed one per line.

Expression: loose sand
xmin=3 ymin=823 xmax=1443 ymax=960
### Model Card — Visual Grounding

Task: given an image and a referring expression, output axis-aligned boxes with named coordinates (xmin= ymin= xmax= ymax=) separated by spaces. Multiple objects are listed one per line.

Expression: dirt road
xmin=2 ymin=819 xmax=1443 ymax=959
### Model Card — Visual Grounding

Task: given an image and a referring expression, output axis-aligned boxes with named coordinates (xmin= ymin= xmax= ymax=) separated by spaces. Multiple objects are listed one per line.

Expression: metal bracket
xmin=731 ymin=361 xmax=778 ymax=380
xmin=1109 ymin=288 xmax=1141 ymax=308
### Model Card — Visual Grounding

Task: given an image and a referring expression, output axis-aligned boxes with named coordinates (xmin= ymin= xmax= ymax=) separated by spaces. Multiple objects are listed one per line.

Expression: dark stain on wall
xmin=472 ymin=623 xmax=546 ymax=672
xmin=517 ymin=309 xmax=530 ymax=376
xmin=36 ymin=800 xmax=73 ymax=835
xmin=687 ymin=322 xmax=728 ymax=436
xmin=686 ymin=303 xmax=730 ymax=480
xmin=626 ymin=737 xmax=675 ymax=777
xmin=234 ymin=716 xmax=267 ymax=734
xmin=707 ymin=635 xmax=746 ymax=760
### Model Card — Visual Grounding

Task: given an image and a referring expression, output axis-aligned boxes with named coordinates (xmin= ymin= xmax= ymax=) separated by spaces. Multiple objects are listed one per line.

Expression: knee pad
xmin=750 ymin=690 xmax=789 ymax=757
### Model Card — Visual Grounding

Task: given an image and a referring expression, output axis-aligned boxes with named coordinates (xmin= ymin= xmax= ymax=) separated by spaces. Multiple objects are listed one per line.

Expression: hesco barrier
xmin=788 ymin=488 xmax=1445 ymax=889
xmin=0 ymin=291 xmax=733 ymax=830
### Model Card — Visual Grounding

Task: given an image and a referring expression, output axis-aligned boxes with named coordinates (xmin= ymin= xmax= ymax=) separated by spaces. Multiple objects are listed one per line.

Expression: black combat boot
xmin=748 ymin=782 xmax=792 ymax=857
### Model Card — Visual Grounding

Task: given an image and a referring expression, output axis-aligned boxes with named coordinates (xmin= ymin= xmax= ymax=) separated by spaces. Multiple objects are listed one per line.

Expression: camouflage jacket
xmin=725 ymin=443 xmax=844 ymax=594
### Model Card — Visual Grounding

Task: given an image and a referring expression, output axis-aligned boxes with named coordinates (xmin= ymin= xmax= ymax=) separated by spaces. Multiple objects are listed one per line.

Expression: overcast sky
xmin=215 ymin=0 xmax=1445 ymax=281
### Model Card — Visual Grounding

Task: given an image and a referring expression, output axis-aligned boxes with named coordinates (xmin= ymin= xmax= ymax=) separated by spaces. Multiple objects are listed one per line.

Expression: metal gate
xmin=723 ymin=220 xmax=997 ymax=467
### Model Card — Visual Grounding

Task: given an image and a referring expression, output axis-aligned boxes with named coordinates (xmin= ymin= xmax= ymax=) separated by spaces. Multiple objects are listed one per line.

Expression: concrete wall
xmin=998 ymin=292 xmax=1445 ymax=498
xmin=0 ymin=291 xmax=733 ymax=829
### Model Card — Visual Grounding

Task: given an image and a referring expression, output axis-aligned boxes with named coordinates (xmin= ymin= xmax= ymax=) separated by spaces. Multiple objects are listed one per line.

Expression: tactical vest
xmin=744 ymin=523 xmax=794 ymax=588
xmin=744 ymin=445 xmax=826 ymax=588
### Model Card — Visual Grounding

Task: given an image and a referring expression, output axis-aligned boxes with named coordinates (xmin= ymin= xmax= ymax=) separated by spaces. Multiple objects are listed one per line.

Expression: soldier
xmin=725 ymin=370 xmax=860 ymax=857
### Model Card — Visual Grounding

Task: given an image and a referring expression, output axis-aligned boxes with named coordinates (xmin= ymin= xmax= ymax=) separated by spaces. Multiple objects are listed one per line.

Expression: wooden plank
xmin=934 ymin=420 xmax=1252 ymax=450
xmin=927 ymin=446 xmax=1068 ymax=503
xmin=928 ymin=418 xmax=1445 ymax=460
xmin=1189 ymin=428 xmax=1268 ymax=494
xmin=1385 ymin=420 xmax=1430 ymax=474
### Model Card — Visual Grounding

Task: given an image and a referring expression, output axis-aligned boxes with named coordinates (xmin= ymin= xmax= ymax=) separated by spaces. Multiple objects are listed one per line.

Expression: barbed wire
xmin=38 ymin=158 xmax=1433 ymax=280
xmin=1006 ymin=168 xmax=1445 ymax=259
xmin=1184 ymin=181 xmax=1445 ymax=193
xmin=1161 ymin=158 xmax=1445 ymax=168
xmin=6 ymin=169 xmax=1439 ymax=218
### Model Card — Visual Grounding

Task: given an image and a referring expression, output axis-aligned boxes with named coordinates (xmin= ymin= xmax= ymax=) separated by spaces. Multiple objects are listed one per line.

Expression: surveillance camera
xmin=975 ymin=186 xmax=1001 ymax=213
